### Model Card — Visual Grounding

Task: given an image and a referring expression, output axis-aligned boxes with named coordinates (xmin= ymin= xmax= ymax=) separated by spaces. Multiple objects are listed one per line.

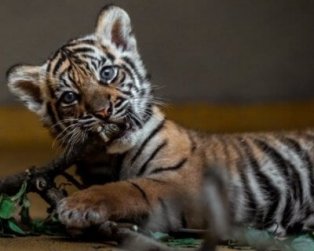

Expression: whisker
xmin=49 ymin=118 xmax=78 ymax=129
xmin=52 ymin=124 xmax=78 ymax=149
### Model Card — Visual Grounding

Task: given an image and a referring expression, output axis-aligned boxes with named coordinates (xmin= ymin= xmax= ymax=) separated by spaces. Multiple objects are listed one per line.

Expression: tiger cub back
xmin=199 ymin=130 xmax=314 ymax=236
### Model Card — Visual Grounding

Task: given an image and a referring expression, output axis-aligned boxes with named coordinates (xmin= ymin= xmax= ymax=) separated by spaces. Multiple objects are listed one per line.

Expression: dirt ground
xmin=0 ymin=236 xmax=237 ymax=251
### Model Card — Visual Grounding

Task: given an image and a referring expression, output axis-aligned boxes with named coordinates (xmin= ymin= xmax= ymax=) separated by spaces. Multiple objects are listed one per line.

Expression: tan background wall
xmin=0 ymin=0 xmax=314 ymax=104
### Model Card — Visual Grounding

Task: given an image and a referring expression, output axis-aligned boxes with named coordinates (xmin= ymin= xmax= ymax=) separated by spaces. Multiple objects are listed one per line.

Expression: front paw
xmin=57 ymin=189 xmax=108 ymax=228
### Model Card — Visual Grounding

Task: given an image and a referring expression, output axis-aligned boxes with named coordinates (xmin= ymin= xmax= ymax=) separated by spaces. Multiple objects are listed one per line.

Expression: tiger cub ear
xmin=7 ymin=64 xmax=44 ymax=114
xmin=95 ymin=5 xmax=137 ymax=53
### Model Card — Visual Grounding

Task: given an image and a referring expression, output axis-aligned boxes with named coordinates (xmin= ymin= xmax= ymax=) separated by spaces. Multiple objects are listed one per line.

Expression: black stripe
xmin=71 ymin=47 xmax=95 ymax=54
xmin=46 ymin=61 xmax=52 ymax=74
xmin=115 ymin=99 xmax=127 ymax=111
xmin=128 ymin=181 xmax=150 ymax=205
xmin=254 ymin=138 xmax=302 ymax=203
xmin=281 ymin=194 xmax=293 ymax=228
xmin=281 ymin=136 xmax=314 ymax=199
xmin=142 ymin=104 xmax=153 ymax=123
xmin=234 ymin=138 xmax=258 ymax=223
xmin=254 ymin=138 xmax=303 ymax=229
xmin=122 ymin=56 xmax=143 ymax=82
xmin=239 ymin=139 xmax=280 ymax=228
xmin=150 ymin=158 xmax=187 ymax=175
xmin=129 ymin=111 xmax=143 ymax=129
xmin=107 ymin=52 xmax=115 ymax=61
xmin=83 ymin=60 xmax=93 ymax=74
xmin=52 ymin=51 xmax=66 ymax=75
xmin=80 ymin=39 xmax=96 ymax=46
xmin=254 ymin=138 xmax=289 ymax=177
xmin=99 ymin=56 xmax=106 ymax=66
xmin=125 ymin=82 xmax=134 ymax=91
xmin=78 ymin=54 xmax=99 ymax=72
xmin=47 ymin=48 xmax=62 ymax=73
xmin=60 ymin=79 xmax=71 ymax=89
xmin=130 ymin=119 xmax=165 ymax=165
xmin=67 ymin=39 xmax=95 ymax=47
xmin=119 ymin=71 xmax=126 ymax=84
xmin=114 ymin=104 xmax=128 ymax=117
xmin=80 ymin=53 xmax=99 ymax=62
xmin=115 ymin=101 xmax=128 ymax=116
xmin=120 ymin=90 xmax=133 ymax=97
xmin=121 ymin=64 xmax=136 ymax=83
xmin=115 ymin=97 xmax=124 ymax=108
xmin=91 ymin=60 xmax=98 ymax=71
xmin=67 ymin=68 xmax=78 ymax=86
xmin=137 ymin=141 xmax=168 ymax=176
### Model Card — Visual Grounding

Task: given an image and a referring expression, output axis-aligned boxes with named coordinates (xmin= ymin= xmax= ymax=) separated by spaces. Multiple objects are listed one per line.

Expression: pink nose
xmin=95 ymin=107 xmax=111 ymax=119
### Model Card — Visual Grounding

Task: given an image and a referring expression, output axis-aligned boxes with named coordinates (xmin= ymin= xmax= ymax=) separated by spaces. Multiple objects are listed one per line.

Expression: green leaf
xmin=7 ymin=219 xmax=26 ymax=236
xmin=11 ymin=181 xmax=27 ymax=202
xmin=0 ymin=182 xmax=28 ymax=220
xmin=0 ymin=197 xmax=16 ymax=219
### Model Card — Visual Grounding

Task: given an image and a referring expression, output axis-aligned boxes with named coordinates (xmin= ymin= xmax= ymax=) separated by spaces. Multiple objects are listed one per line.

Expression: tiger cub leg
xmin=57 ymin=178 xmax=175 ymax=229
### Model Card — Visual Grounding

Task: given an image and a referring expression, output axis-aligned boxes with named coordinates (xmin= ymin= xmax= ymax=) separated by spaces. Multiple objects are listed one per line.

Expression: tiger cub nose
xmin=95 ymin=107 xmax=112 ymax=119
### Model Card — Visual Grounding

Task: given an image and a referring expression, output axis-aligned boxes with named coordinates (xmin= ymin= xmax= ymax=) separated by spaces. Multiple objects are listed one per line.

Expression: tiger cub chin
xmin=6 ymin=4 xmax=314 ymax=238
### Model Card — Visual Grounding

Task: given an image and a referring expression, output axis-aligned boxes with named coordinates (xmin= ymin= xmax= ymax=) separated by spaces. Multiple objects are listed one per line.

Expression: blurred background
xmin=1 ymin=0 xmax=314 ymax=104
xmin=1 ymin=0 xmax=314 ymax=216
xmin=1 ymin=1 xmax=314 ymax=146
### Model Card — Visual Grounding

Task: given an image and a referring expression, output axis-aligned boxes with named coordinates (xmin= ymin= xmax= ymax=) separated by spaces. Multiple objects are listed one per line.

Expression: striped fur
xmin=6 ymin=5 xmax=314 ymax=238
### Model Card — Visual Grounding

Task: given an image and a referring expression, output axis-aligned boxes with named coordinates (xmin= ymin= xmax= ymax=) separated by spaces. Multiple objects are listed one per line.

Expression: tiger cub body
xmin=6 ymin=5 xmax=314 ymax=237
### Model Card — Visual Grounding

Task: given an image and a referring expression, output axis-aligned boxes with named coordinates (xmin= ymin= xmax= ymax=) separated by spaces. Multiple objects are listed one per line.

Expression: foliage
xmin=0 ymin=182 xmax=65 ymax=237
xmin=0 ymin=181 xmax=30 ymax=236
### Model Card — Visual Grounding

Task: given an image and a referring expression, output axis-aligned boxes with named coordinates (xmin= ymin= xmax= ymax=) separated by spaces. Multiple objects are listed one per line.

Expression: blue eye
xmin=100 ymin=66 xmax=116 ymax=83
xmin=61 ymin=91 xmax=78 ymax=104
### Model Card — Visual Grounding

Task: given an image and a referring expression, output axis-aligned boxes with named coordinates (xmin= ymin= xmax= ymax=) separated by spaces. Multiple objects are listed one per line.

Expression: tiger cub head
xmin=7 ymin=5 xmax=154 ymax=153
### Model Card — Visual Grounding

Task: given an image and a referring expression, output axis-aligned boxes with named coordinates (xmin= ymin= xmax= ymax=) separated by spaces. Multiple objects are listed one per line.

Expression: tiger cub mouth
xmin=97 ymin=122 xmax=132 ymax=143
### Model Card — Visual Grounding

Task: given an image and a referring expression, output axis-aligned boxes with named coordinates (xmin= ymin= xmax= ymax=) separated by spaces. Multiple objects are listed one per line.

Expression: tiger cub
xmin=7 ymin=5 xmax=314 ymax=237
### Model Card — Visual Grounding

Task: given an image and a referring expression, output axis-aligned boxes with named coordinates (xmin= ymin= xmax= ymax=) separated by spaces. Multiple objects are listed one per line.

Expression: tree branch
xmin=0 ymin=143 xmax=87 ymax=208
